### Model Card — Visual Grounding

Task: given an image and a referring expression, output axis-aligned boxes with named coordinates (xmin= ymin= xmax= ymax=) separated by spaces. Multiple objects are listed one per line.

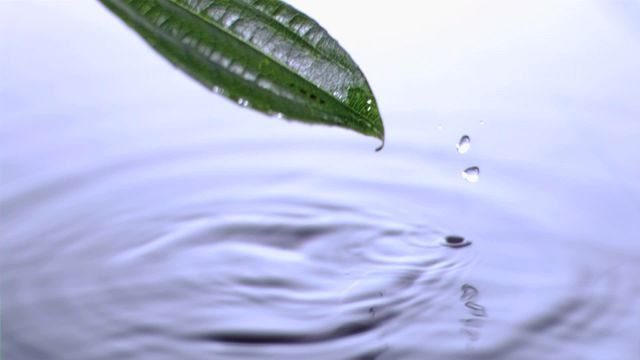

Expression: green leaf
xmin=98 ymin=0 xmax=385 ymax=149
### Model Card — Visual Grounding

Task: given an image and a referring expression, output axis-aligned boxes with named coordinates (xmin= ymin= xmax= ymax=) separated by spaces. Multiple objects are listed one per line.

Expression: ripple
xmin=2 ymin=135 xmax=638 ymax=360
xmin=2 ymin=173 xmax=476 ymax=360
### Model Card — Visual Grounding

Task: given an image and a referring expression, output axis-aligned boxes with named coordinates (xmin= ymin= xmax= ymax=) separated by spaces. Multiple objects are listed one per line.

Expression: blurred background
xmin=1 ymin=1 xmax=639 ymax=359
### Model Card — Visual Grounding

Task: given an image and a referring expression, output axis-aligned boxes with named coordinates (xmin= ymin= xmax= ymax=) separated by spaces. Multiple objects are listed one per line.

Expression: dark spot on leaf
xmin=310 ymin=94 xmax=317 ymax=100
xmin=300 ymin=89 xmax=307 ymax=95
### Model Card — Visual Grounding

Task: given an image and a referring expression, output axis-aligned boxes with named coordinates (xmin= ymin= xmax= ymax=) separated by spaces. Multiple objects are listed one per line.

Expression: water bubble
xmin=461 ymin=167 xmax=480 ymax=183
xmin=457 ymin=135 xmax=471 ymax=154
xmin=441 ymin=235 xmax=472 ymax=248
xmin=237 ymin=98 xmax=250 ymax=107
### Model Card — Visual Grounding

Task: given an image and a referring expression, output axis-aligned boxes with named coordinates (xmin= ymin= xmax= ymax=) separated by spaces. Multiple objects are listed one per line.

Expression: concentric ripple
xmin=3 ymin=136 xmax=638 ymax=360
xmin=3 ymin=122 xmax=640 ymax=360
xmin=0 ymin=138 xmax=480 ymax=360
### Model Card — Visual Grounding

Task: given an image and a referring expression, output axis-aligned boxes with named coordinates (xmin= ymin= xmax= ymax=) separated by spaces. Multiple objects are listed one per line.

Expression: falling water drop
xmin=437 ymin=123 xmax=443 ymax=130
xmin=480 ymin=120 xmax=485 ymax=125
xmin=457 ymin=135 xmax=471 ymax=154
xmin=461 ymin=167 xmax=480 ymax=183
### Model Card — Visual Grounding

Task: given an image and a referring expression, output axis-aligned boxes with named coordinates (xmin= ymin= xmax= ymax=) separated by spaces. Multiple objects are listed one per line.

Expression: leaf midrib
xmin=230 ymin=0 xmax=358 ymax=75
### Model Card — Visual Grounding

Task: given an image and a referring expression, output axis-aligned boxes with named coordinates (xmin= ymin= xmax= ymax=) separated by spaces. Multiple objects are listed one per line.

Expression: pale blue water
xmin=1 ymin=1 xmax=640 ymax=359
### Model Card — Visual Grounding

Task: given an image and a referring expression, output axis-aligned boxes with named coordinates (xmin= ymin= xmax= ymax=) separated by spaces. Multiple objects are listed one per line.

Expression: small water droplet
xmin=437 ymin=123 xmax=443 ymax=130
xmin=457 ymin=135 xmax=471 ymax=154
xmin=212 ymin=86 xmax=223 ymax=94
xmin=366 ymin=99 xmax=373 ymax=105
xmin=480 ymin=120 xmax=485 ymax=125
xmin=237 ymin=98 xmax=249 ymax=107
xmin=441 ymin=235 xmax=472 ymax=248
xmin=266 ymin=111 xmax=284 ymax=119
xmin=461 ymin=167 xmax=480 ymax=183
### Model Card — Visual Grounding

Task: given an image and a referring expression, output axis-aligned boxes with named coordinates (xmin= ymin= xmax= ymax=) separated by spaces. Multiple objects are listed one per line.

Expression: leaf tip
xmin=373 ymin=116 xmax=385 ymax=152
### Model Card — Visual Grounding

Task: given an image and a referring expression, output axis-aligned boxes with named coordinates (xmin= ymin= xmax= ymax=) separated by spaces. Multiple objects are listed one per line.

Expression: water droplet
xmin=441 ymin=235 xmax=472 ymax=248
xmin=461 ymin=167 xmax=480 ymax=183
xmin=437 ymin=123 xmax=443 ymax=130
xmin=211 ymin=86 xmax=223 ymax=94
xmin=237 ymin=98 xmax=249 ymax=107
xmin=366 ymin=99 xmax=373 ymax=105
xmin=266 ymin=111 xmax=284 ymax=119
xmin=480 ymin=120 xmax=485 ymax=125
xmin=457 ymin=135 xmax=471 ymax=154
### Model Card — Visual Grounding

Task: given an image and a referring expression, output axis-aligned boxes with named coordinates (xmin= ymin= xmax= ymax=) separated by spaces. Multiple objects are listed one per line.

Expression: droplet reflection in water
xmin=462 ymin=167 xmax=480 ymax=183
xmin=442 ymin=235 xmax=472 ymax=248
xmin=457 ymin=135 xmax=471 ymax=154
xmin=460 ymin=284 xmax=486 ymax=343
